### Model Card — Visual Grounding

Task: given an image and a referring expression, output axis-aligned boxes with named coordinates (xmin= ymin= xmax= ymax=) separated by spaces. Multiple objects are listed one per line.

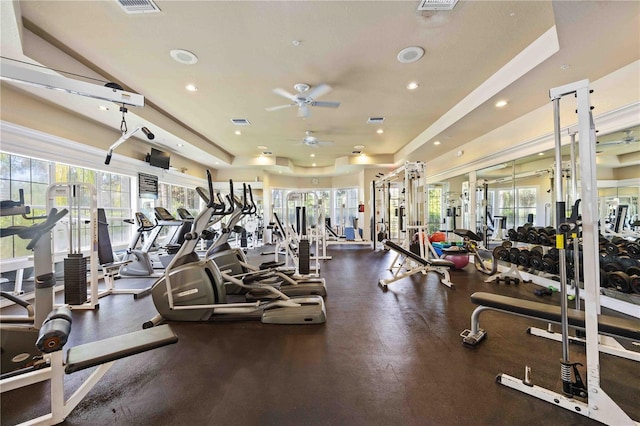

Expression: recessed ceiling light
xmin=354 ymin=145 xmax=365 ymax=150
xmin=407 ymin=82 xmax=420 ymax=90
xmin=312 ymin=163 xmax=316 ymax=167
xmin=376 ymin=129 xmax=384 ymax=134
xmin=278 ymin=170 xmax=282 ymax=174
xmin=170 ymin=49 xmax=198 ymax=65
xmin=538 ymin=152 xmax=544 ymax=156
xmin=560 ymin=64 xmax=571 ymax=70
xmin=98 ymin=105 xmax=109 ymax=111
xmin=257 ymin=145 xmax=267 ymax=150
xmin=310 ymin=153 xmax=315 ymax=158
xmin=397 ymin=46 xmax=425 ymax=64
xmin=292 ymin=40 xmax=301 ymax=46
xmin=456 ymin=150 xmax=464 ymax=157
xmin=185 ymin=84 xmax=198 ymax=92
xmin=176 ymin=143 xmax=184 ymax=147
xmin=235 ymin=130 xmax=242 ymax=135
xmin=433 ymin=141 xmax=441 ymax=146
xmin=495 ymin=100 xmax=508 ymax=108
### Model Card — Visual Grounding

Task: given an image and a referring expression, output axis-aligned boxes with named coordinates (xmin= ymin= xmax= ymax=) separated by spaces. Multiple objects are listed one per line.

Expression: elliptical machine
xmin=144 ymin=171 xmax=326 ymax=327
xmin=207 ymin=182 xmax=327 ymax=298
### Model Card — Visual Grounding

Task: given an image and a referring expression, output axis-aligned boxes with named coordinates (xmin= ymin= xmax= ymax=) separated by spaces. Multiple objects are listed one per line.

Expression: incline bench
xmin=1 ymin=307 xmax=178 ymax=425
xmin=461 ymin=292 xmax=640 ymax=358
xmin=379 ymin=239 xmax=455 ymax=289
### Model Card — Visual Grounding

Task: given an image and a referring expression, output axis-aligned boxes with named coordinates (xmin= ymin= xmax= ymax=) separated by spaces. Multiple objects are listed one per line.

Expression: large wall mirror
xmin=442 ymin=124 xmax=639 ymax=243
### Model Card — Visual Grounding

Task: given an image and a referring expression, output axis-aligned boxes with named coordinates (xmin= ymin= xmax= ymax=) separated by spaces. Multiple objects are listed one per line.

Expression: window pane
xmin=11 ymin=156 xmax=30 ymax=182
xmin=0 ymin=153 xmax=9 ymax=180
xmin=30 ymin=159 xmax=50 ymax=184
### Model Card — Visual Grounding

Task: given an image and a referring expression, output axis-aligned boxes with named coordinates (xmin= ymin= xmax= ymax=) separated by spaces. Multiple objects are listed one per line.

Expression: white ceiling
xmin=1 ymin=1 xmax=639 ymax=176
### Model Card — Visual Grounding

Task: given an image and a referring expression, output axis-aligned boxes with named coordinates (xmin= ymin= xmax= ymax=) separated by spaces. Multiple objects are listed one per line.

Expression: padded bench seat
xmin=382 ymin=239 xmax=455 ymax=268
xmin=470 ymin=292 xmax=640 ymax=341
xmin=65 ymin=325 xmax=178 ymax=374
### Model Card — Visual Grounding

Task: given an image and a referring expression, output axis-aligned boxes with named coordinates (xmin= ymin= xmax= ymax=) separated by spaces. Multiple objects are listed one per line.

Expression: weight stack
xmin=64 ymin=253 xmax=87 ymax=305
xmin=240 ymin=229 xmax=248 ymax=248
xmin=298 ymin=239 xmax=310 ymax=275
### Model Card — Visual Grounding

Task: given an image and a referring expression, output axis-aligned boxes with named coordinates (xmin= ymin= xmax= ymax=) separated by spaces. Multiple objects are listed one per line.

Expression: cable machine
xmin=495 ymin=80 xmax=637 ymax=425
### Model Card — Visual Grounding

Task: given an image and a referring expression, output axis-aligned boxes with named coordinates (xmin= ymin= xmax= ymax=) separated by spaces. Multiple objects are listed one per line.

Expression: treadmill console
xmin=135 ymin=212 xmax=155 ymax=229
xmin=154 ymin=207 xmax=176 ymax=221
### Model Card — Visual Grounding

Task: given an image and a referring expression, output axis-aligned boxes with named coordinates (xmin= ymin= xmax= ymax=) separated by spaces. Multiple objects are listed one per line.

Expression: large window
xmin=428 ymin=186 xmax=443 ymax=233
xmin=157 ymin=183 xmax=201 ymax=218
xmin=0 ymin=152 xmax=132 ymax=260
xmin=495 ymin=187 xmax=537 ymax=229
xmin=270 ymin=188 xmax=356 ymax=234
xmin=334 ymin=188 xmax=358 ymax=229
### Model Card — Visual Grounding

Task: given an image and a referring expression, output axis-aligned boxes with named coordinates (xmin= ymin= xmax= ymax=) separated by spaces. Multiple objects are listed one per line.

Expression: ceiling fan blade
xmin=273 ymin=88 xmax=298 ymax=101
xmin=305 ymin=83 xmax=332 ymax=100
xmin=298 ymin=104 xmax=309 ymax=118
xmin=265 ymin=104 xmax=294 ymax=112
xmin=311 ymin=101 xmax=341 ymax=108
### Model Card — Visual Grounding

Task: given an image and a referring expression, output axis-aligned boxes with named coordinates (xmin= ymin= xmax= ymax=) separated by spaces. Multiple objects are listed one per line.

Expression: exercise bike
xmin=144 ymin=171 xmax=326 ymax=327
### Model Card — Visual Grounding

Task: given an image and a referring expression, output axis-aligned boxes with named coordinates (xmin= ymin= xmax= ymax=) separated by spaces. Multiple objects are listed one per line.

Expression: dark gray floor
xmin=2 ymin=245 xmax=639 ymax=425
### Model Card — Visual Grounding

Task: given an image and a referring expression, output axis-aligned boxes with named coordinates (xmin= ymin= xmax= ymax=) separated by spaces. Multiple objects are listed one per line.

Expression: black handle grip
xmin=105 ymin=152 xmax=112 ymax=165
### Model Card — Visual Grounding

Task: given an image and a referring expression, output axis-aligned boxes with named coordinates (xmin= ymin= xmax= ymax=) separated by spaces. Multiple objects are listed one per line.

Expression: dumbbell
xmin=516 ymin=225 xmax=533 ymax=242
xmin=607 ymin=271 xmax=632 ymax=293
xmin=517 ymin=249 xmax=531 ymax=267
xmin=538 ymin=227 xmax=556 ymax=246
xmin=604 ymin=237 xmax=628 ymax=255
xmin=526 ymin=228 xmax=540 ymax=244
xmin=627 ymin=241 xmax=640 ymax=258
xmin=529 ymin=251 xmax=543 ymax=270
xmin=493 ymin=246 xmax=510 ymax=262
xmin=508 ymin=228 xmax=518 ymax=241
xmin=509 ymin=248 xmax=521 ymax=264
xmin=541 ymin=248 xmax=560 ymax=274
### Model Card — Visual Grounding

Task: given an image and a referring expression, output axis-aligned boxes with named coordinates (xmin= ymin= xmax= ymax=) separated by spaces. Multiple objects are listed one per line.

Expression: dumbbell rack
xmin=488 ymin=236 xmax=640 ymax=318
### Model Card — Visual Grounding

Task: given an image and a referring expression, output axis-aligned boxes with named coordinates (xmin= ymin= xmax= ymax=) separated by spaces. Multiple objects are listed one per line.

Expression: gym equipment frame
xmin=464 ymin=80 xmax=638 ymax=425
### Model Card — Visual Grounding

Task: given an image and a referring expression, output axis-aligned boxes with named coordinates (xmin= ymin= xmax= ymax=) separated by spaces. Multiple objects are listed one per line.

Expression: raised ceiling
xmin=1 ymin=1 xmax=639 ymax=176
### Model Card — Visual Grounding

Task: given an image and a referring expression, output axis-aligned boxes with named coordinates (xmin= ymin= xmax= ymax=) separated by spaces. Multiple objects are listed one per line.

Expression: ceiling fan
xmin=295 ymin=131 xmax=334 ymax=148
xmin=596 ymin=129 xmax=640 ymax=147
xmin=266 ymin=83 xmax=340 ymax=118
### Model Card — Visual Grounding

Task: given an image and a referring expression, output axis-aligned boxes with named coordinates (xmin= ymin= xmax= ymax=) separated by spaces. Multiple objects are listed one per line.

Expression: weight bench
xmin=460 ymin=291 xmax=640 ymax=361
xmin=379 ymin=239 xmax=455 ymax=289
xmin=1 ymin=307 xmax=178 ymax=425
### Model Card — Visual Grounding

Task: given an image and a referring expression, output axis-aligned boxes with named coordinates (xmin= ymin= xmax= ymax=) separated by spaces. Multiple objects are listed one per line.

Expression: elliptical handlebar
xmin=246 ymin=184 xmax=257 ymax=215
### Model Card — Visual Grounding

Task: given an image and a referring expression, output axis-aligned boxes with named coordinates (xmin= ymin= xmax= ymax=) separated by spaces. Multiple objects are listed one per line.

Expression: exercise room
xmin=1 ymin=1 xmax=638 ymax=425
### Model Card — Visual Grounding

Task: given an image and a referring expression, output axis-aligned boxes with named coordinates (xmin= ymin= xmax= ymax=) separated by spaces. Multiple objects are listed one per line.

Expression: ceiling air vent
xmin=116 ymin=0 xmax=160 ymax=14
xmin=351 ymin=150 xmax=362 ymax=155
xmin=262 ymin=151 xmax=273 ymax=156
xmin=231 ymin=118 xmax=251 ymax=126
xmin=417 ymin=0 xmax=458 ymax=11
xmin=367 ymin=117 xmax=385 ymax=124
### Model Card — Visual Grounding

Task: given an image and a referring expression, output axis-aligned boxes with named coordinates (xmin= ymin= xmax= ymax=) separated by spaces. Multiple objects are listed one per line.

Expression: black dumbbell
xmin=607 ymin=271 xmax=632 ymax=293
xmin=626 ymin=242 xmax=640 ymax=258
xmin=493 ymin=246 xmax=510 ymax=262
xmin=542 ymin=254 xmax=559 ymax=274
xmin=509 ymin=248 xmax=521 ymax=264
xmin=517 ymin=249 xmax=531 ymax=267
